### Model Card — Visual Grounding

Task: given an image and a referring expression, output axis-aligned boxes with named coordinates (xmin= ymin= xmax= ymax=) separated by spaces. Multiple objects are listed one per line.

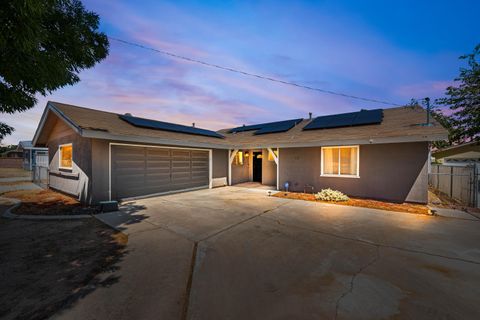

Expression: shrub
xmin=314 ymin=188 xmax=349 ymax=202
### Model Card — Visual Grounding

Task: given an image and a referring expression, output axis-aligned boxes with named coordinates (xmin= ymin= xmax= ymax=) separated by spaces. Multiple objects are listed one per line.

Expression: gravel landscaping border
xmin=2 ymin=199 xmax=92 ymax=220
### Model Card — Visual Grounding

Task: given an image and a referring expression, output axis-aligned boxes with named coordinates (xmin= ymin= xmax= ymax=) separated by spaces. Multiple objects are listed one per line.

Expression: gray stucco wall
xmin=91 ymin=139 xmax=110 ymax=203
xmin=262 ymin=149 xmax=277 ymax=186
xmin=231 ymin=151 xmax=250 ymax=185
xmin=48 ymin=133 xmax=92 ymax=203
xmin=279 ymin=142 xmax=429 ymax=203
xmin=212 ymin=149 xmax=228 ymax=179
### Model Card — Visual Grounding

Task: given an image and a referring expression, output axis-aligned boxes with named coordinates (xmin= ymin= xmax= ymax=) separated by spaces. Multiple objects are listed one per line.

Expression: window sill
xmin=50 ymin=170 xmax=78 ymax=178
xmin=320 ymin=174 xmax=360 ymax=179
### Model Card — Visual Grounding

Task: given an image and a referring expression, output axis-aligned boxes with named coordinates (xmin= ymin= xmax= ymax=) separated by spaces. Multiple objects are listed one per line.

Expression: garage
xmin=111 ymin=144 xmax=210 ymax=200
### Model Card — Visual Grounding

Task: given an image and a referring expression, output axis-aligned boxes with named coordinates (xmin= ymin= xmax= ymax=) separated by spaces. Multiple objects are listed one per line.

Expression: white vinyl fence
xmin=429 ymin=163 xmax=480 ymax=208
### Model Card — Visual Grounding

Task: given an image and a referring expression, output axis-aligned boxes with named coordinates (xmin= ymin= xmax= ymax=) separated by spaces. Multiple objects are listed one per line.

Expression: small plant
xmin=315 ymin=188 xmax=349 ymax=202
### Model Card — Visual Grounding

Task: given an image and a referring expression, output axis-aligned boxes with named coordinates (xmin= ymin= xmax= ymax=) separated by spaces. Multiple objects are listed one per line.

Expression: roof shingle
xmin=47 ymin=101 xmax=447 ymax=149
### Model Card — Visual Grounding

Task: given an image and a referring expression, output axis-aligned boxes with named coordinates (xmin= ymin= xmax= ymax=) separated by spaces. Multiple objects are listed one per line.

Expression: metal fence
xmin=32 ymin=153 xmax=49 ymax=188
xmin=429 ymin=163 xmax=480 ymax=208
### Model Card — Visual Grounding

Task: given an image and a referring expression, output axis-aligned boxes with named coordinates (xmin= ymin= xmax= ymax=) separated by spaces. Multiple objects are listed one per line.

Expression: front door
xmin=253 ymin=151 xmax=262 ymax=182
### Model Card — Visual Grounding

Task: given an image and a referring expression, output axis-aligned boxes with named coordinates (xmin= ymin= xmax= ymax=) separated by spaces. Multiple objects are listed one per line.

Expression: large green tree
xmin=436 ymin=44 xmax=480 ymax=143
xmin=0 ymin=0 xmax=109 ymax=139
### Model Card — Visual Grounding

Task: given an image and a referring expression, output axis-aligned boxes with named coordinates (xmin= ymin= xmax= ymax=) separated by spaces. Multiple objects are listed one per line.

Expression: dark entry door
xmin=253 ymin=151 xmax=262 ymax=182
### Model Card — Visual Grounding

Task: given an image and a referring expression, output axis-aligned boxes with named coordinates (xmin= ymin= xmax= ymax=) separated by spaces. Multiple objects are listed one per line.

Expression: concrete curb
xmin=93 ymin=212 xmax=124 ymax=233
xmin=1 ymin=198 xmax=92 ymax=220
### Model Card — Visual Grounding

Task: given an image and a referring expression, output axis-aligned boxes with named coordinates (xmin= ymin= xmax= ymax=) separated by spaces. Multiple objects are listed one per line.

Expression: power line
xmin=108 ymin=36 xmax=403 ymax=107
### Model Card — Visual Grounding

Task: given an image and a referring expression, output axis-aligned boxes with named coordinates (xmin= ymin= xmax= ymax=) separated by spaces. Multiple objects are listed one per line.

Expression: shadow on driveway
xmin=0 ymin=217 xmax=127 ymax=320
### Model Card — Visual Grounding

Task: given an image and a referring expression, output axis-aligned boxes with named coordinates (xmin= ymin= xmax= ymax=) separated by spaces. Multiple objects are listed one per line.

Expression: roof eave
xmin=82 ymin=130 xmax=230 ymax=149
xmin=32 ymin=102 xmax=83 ymax=146
xmin=228 ymin=133 xmax=448 ymax=149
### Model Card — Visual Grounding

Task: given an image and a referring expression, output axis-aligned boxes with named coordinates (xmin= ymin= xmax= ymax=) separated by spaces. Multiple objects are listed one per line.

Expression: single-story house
xmin=17 ymin=140 xmax=48 ymax=171
xmin=32 ymin=101 xmax=447 ymax=204
xmin=432 ymin=141 xmax=480 ymax=165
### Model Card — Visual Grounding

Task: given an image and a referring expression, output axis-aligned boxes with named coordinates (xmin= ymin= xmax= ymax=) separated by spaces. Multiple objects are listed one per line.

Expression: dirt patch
xmin=429 ymin=187 xmax=480 ymax=215
xmin=0 ymin=218 xmax=127 ymax=320
xmin=0 ymin=168 xmax=31 ymax=179
xmin=273 ymin=192 xmax=430 ymax=215
xmin=3 ymin=189 xmax=99 ymax=215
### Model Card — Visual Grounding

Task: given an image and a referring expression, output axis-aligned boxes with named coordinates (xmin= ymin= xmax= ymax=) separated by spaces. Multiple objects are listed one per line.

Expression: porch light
xmin=237 ymin=151 xmax=244 ymax=165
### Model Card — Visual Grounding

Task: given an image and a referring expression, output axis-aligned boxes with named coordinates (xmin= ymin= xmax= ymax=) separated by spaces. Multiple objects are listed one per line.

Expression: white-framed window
xmin=321 ymin=146 xmax=359 ymax=178
xmin=59 ymin=143 xmax=73 ymax=170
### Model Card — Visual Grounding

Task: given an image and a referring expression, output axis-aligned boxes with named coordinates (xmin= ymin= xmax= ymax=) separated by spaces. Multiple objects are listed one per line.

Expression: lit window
xmin=59 ymin=144 xmax=73 ymax=169
xmin=268 ymin=150 xmax=278 ymax=161
xmin=321 ymin=146 xmax=359 ymax=177
xmin=235 ymin=151 xmax=244 ymax=165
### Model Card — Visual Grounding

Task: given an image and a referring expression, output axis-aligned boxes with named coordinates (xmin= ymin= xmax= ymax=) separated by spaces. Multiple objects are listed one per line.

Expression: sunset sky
xmin=2 ymin=0 xmax=479 ymax=145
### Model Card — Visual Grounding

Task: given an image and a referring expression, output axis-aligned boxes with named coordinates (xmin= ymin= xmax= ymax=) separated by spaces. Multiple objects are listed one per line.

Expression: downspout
xmin=276 ymin=148 xmax=280 ymax=191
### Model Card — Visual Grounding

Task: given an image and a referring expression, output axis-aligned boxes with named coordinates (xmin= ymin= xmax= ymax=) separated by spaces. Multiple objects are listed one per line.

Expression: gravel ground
xmin=2 ymin=189 xmax=99 ymax=216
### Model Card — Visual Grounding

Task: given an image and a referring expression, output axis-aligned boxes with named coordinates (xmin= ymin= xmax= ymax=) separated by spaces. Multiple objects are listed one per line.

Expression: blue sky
xmin=3 ymin=0 xmax=479 ymax=144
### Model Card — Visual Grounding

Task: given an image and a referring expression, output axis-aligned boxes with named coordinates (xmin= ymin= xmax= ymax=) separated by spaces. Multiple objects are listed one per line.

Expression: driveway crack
xmin=180 ymin=200 xmax=291 ymax=319
xmin=334 ymin=246 xmax=380 ymax=320
xmin=181 ymin=242 xmax=198 ymax=320
xmin=199 ymin=201 xmax=291 ymax=242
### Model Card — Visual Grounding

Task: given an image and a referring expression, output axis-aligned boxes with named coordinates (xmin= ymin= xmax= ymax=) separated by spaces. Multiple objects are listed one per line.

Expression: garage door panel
xmin=112 ymin=146 xmax=209 ymax=199
xmin=115 ymin=171 xmax=145 ymax=178
xmin=114 ymin=160 xmax=145 ymax=168
xmin=172 ymin=173 xmax=190 ymax=180
xmin=145 ymin=168 xmax=171 ymax=175
xmin=145 ymin=175 xmax=171 ymax=183
xmin=147 ymin=148 xmax=170 ymax=156
xmin=113 ymin=151 xmax=146 ymax=160
xmin=146 ymin=162 xmax=171 ymax=170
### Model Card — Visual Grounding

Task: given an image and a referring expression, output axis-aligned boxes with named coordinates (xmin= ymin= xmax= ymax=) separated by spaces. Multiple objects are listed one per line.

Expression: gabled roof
xmin=33 ymin=101 xmax=448 ymax=149
xmin=33 ymin=102 xmax=230 ymax=149
xmin=432 ymin=140 xmax=480 ymax=159
xmin=220 ymin=106 xmax=448 ymax=148
xmin=18 ymin=141 xmax=33 ymax=148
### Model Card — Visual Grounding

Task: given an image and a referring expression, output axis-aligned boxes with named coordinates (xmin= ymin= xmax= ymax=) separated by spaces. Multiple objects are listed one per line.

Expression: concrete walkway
xmin=0 ymin=176 xmax=32 ymax=183
xmin=0 ymin=182 xmax=41 ymax=194
xmin=431 ymin=206 xmax=480 ymax=220
xmin=54 ymin=187 xmax=480 ymax=320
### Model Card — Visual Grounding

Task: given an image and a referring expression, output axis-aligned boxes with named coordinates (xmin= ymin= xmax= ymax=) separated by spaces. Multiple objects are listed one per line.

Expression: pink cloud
xmin=394 ymin=80 xmax=455 ymax=99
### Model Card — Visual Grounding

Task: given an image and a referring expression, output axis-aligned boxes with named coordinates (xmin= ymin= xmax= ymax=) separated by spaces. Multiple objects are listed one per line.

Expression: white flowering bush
xmin=314 ymin=188 xmax=349 ymax=202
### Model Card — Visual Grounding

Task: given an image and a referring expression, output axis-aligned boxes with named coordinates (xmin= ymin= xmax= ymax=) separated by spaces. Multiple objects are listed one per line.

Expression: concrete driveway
xmin=54 ymin=186 xmax=480 ymax=320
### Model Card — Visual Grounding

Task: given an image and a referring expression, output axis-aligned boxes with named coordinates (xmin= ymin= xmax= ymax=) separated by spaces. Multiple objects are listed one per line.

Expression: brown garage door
xmin=111 ymin=145 xmax=209 ymax=200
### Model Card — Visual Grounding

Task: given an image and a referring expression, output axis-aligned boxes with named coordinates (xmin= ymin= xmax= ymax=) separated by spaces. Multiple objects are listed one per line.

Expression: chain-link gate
xmin=32 ymin=152 xmax=49 ymax=188
xmin=429 ymin=163 xmax=479 ymax=208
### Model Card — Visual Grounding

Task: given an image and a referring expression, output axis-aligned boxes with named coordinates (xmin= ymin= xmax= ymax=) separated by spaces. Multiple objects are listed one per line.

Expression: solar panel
xmin=303 ymin=109 xmax=383 ymax=130
xmin=254 ymin=119 xmax=303 ymax=135
xmin=229 ymin=118 xmax=303 ymax=135
xmin=351 ymin=109 xmax=383 ymax=126
xmin=229 ymin=119 xmax=303 ymax=133
xmin=119 ymin=115 xmax=225 ymax=139
xmin=229 ymin=123 xmax=265 ymax=133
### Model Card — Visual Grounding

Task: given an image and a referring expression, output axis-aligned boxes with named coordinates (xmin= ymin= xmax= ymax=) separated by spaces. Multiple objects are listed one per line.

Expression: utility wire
xmin=108 ymin=36 xmax=403 ymax=107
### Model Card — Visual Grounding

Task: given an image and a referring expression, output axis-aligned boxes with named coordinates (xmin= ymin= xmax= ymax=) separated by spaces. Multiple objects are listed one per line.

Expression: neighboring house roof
xmin=17 ymin=140 xmax=33 ymax=150
xmin=432 ymin=141 xmax=480 ymax=160
xmin=33 ymin=101 xmax=448 ymax=149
